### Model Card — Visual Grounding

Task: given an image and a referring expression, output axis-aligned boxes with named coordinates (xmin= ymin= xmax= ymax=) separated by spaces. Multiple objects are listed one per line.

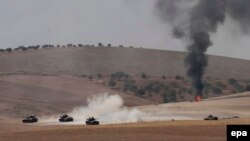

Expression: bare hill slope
xmin=1 ymin=47 xmax=250 ymax=79
xmin=138 ymin=92 xmax=250 ymax=120
xmin=0 ymin=74 xmax=152 ymax=118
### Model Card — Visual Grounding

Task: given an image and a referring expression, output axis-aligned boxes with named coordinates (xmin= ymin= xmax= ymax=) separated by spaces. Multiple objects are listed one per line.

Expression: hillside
xmin=0 ymin=74 xmax=152 ymax=118
xmin=137 ymin=92 xmax=250 ymax=120
xmin=1 ymin=46 xmax=250 ymax=118
xmin=1 ymin=47 xmax=250 ymax=79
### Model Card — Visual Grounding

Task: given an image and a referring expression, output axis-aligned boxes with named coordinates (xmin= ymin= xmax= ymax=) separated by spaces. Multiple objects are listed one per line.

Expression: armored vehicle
xmin=86 ymin=117 xmax=99 ymax=125
xmin=22 ymin=115 xmax=38 ymax=123
xmin=59 ymin=114 xmax=74 ymax=122
xmin=204 ymin=114 xmax=218 ymax=120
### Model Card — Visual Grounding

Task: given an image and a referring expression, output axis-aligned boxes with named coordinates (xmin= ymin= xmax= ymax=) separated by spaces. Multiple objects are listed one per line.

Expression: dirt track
xmin=1 ymin=118 xmax=250 ymax=141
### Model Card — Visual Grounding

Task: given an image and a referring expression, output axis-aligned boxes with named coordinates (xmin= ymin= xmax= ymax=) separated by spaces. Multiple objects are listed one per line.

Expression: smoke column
xmin=156 ymin=0 xmax=250 ymax=96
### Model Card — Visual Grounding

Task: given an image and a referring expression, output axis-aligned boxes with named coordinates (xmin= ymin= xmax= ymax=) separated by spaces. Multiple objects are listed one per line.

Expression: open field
xmin=0 ymin=74 xmax=152 ymax=118
xmin=1 ymin=47 xmax=250 ymax=140
xmin=1 ymin=47 xmax=250 ymax=79
xmin=137 ymin=92 xmax=250 ymax=121
xmin=1 ymin=118 xmax=250 ymax=141
xmin=0 ymin=92 xmax=250 ymax=141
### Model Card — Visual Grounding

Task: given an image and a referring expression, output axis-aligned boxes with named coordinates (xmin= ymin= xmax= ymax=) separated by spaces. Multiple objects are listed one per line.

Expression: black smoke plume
xmin=156 ymin=0 xmax=250 ymax=96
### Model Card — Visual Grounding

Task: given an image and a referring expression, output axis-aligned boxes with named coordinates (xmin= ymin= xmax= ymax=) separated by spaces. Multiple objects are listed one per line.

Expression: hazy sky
xmin=0 ymin=0 xmax=249 ymax=60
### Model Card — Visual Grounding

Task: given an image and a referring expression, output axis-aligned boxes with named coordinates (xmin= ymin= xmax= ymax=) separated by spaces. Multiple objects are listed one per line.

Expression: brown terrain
xmin=0 ymin=92 xmax=250 ymax=141
xmin=0 ymin=47 xmax=250 ymax=141
xmin=1 ymin=47 xmax=250 ymax=78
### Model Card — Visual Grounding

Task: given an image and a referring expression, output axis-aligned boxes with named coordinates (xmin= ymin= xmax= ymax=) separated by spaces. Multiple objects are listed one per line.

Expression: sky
xmin=0 ymin=0 xmax=249 ymax=60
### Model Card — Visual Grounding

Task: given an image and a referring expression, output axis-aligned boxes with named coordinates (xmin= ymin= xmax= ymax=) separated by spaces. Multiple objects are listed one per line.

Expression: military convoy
xmin=22 ymin=114 xmax=220 ymax=124
xmin=22 ymin=114 xmax=100 ymax=125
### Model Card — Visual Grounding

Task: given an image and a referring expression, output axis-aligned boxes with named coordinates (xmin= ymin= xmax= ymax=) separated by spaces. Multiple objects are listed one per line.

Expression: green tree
xmin=97 ymin=73 xmax=102 ymax=79
xmin=162 ymin=89 xmax=177 ymax=103
xmin=168 ymin=89 xmax=177 ymax=102
xmin=228 ymin=78 xmax=237 ymax=85
xmin=215 ymin=81 xmax=227 ymax=89
xmin=108 ymin=79 xmax=116 ymax=87
xmin=88 ymin=76 xmax=93 ymax=80
xmin=246 ymin=85 xmax=250 ymax=91
xmin=175 ymin=75 xmax=184 ymax=80
xmin=98 ymin=43 xmax=103 ymax=47
xmin=162 ymin=92 xmax=169 ymax=103
xmin=188 ymin=88 xmax=194 ymax=95
xmin=212 ymin=87 xmax=222 ymax=95
xmin=136 ymin=88 xmax=146 ymax=97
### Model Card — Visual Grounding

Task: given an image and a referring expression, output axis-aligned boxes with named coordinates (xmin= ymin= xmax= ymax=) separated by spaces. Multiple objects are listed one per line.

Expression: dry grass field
xmin=1 ymin=47 xmax=250 ymax=141
xmin=0 ymin=74 xmax=152 ymax=118
xmin=0 ymin=92 xmax=249 ymax=141
xmin=1 ymin=118 xmax=250 ymax=141
xmin=1 ymin=47 xmax=250 ymax=79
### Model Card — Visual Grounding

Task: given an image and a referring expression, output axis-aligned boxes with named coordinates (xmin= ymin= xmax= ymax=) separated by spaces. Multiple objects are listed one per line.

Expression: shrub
xmin=204 ymin=81 xmax=212 ymax=89
xmin=81 ymin=74 xmax=87 ymax=78
xmin=6 ymin=48 xmax=12 ymax=53
xmin=97 ymin=74 xmax=102 ymax=79
xmin=141 ymin=73 xmax=147 ymax=79
xmin=212 ymin=87 xmax=222 ymax=95
xmin=162 ymin=85 xmax=170 ymax=91
xmin=111 ymin=72 xmax=129 ymax=81
xmin=78 ymin=44 xmax=83 ymax=47
xmin=168 ymin=89 xmax=177 ymax=102
xmin=215 ymin=81 xmax=227 ymax=89
xmin=145 ymin=81 xmax=165 ymax=93
xmin=169 ymin=82 xmax=180 ymax=88
xmin=123 ymin=82 xmax=130 ymax=92
xmin=162 ymin=92 xmax=169 ymax=103
xmin=98 ymin=43 xmax=103 ymax=47
xmin=188 ymin=88 xmax=194 ymax=95
xmin=231 ymin=90 xmax=237 ymax=94
xmin=129 ymin=84 xmax=138 ymax=92
xmin=175 ymin=75 xmax=184 ymax=80
xmin=227 ymin=78 xmax=245 ymax=92
xmin=228 ymin=78 xmax=237 ymax=85
xmin=108 ymin=79 xmax=116 ymax=87
xmin=235 ymin=84 xmax=246 ymax=92
xmin=123 ymin=79 xmax=137 ymax=92
xmin=204 ymin=88 xmax=210 ymax=95
xmin=88 ymin=76 xmax=93 ymax=80
xmin=145 ymin=84 xmax=153 ymax=93
xmin=246 ymin=85 xmax=250 ymax=91
xmin=178 ymin=87 xmax=188 ymax=94
xmin=67 ymin=44 xmax=73 ymax=47
xmin=163 ymin=89 xmax=177 ymax=103
xmin=136 ymin=88 xmax=146 ymax=97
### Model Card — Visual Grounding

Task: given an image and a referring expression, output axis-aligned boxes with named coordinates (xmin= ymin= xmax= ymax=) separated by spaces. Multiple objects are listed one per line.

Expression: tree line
xmin=0 ymin=43 xmax=134 ymax=53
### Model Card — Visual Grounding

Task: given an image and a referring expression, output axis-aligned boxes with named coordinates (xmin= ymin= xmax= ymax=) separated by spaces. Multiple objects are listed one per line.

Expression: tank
xmin=59 ymin=114 xmax=74 ymax=122
xmin=86 ymin=117 xmax=99 ymax=125
xmin=204 ymin=114 xmax=218 ymax=120
xmin=22 ymin=115 xmax=38 ymax=123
